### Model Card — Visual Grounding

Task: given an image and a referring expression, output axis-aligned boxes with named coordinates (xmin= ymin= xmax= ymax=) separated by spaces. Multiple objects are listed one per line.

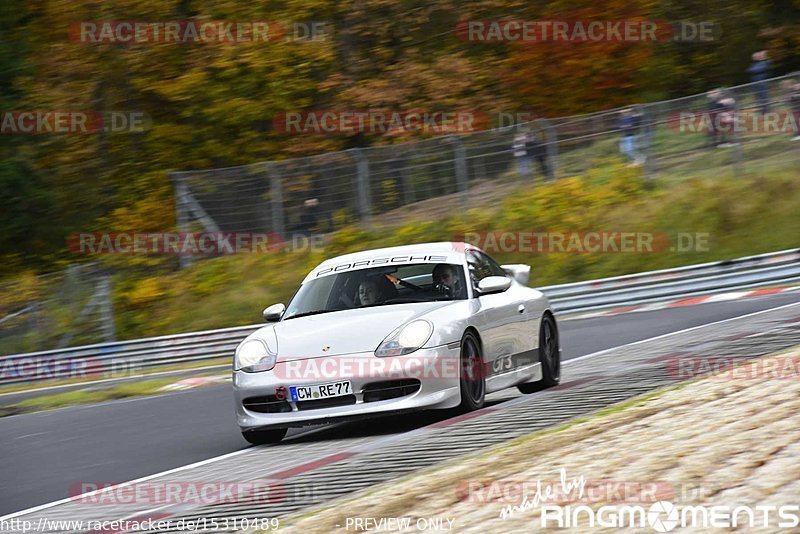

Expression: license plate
xmin=290 ymin=380 xmax=352 ymax=402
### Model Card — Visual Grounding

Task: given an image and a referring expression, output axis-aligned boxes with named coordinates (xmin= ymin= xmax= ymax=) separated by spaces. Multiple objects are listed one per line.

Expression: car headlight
xmin=375 ymin=320 xmax=433 ymax=357
xmin=234 ymin=338 xmax=277 ymax=372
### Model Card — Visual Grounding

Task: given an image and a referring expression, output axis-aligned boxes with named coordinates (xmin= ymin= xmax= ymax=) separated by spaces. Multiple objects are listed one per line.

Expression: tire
xmin=518 ymin=313 xmax=561 ymax=394
xmin=457 ymin=330 xmax=486 ymax=412
xmin=241 ymin=427 xmax=288 ymax=445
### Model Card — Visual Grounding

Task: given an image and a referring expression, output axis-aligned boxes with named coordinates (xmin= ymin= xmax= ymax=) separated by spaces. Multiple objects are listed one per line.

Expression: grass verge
xmin=3 ymin=160 xmax=799 ymax=351
xmin=0 ymin=357 xmax=230 ymax=396
xmin=109 ymin=166 xmax=800 ymax=340
xmin=0 ymin=373 xmax=228 ymax=417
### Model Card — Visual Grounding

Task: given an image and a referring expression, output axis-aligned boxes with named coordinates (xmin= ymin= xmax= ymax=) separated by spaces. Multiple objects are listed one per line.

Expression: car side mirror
xmin=477 ymin=276 xmax=512 ymax=295
xmin=263 ymin=303 xmax=286 ymax=322
xmin=501 ymin=264 xmax=531 ymax=286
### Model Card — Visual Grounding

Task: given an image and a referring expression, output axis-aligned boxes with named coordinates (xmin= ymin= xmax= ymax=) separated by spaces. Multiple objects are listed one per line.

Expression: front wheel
xmin=241 ymin=427 xmax=288 ymax=445
xmin=518 ymin=313 xmax=561 ymax=394
xmin=457 ymin=331 xmax=486 ymax=412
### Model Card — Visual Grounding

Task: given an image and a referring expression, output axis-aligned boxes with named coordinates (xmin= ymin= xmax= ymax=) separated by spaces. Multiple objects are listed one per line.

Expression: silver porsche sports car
xmin=233 ymin=242 xmax=560 ymax=444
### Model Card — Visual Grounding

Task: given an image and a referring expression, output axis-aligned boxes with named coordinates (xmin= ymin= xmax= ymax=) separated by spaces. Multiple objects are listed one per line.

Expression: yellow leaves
xmin=147 ymin=70 xmax=210 ymax=103
xmin=123 ymin=277 xmax=165 ymax=306
xmin=491 ymin=166 xmax=648 ymax=236
xmin=0 ymin=271 xmax=43 ymax=310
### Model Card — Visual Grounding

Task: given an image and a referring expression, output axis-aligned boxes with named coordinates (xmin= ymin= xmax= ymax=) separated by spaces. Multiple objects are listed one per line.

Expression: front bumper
xmin=234 ymin=345 xmax=462 ymax=431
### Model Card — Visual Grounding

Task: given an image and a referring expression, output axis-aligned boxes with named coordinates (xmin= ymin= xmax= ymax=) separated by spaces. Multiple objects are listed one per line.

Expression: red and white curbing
xmin=564 ymin=286 xmax=800 ymax=320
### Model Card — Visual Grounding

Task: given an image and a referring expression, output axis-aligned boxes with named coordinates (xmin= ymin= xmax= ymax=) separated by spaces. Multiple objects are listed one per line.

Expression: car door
xmin=481 ymin=251 xmax=539 ymax=357
xmin=466 ymin=251 xmax=522 ymax=379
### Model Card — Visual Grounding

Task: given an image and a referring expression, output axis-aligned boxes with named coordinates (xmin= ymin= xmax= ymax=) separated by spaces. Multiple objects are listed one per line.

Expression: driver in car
xmin=432 ymin=264 xmax=466 ymax=298
xmin=358 ymin=275 xmax=397 ymax=306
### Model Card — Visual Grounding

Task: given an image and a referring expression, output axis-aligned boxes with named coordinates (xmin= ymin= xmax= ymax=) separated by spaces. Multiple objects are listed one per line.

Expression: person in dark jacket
xmin=525 ymin=130 xmax=553 ymax=181
xmin=716 ymin=96 xmax=738 ymax=147
xmin=747 ymin=50 xmax=772 ymax=113
xmin=297 ymin=198 xmax=320 ymax=235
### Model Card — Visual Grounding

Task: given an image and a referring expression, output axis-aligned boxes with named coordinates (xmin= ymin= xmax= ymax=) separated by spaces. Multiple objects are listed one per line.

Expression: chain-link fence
xmin=4 ymin=75 xmax=798 ymax=355
xmin=0 ymin=263 xmax=115 ymax=355
xmin=172 ymin=73 xmax=800 ymax=249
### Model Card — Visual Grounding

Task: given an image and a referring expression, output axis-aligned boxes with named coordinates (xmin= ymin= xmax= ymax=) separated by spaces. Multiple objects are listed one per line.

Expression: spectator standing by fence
xmin=747 ymin=50 xmax=772 ymax=113
xmin=525 ymin=129 xmax=553 ymax=181
xmin=705 ymin=90 xmax=724 ymax=147
xmin=705 ymin=89 xmax=737 ymax=148
xmin=716 ymin=95 xmax=738 ymax=147
xmin=296 ymin=197 xmax=320 ymax=236
xmin=513 ymin=131 xmax=531 ymax=180
xmin=617 ymin=108 xmax=645 ymax=165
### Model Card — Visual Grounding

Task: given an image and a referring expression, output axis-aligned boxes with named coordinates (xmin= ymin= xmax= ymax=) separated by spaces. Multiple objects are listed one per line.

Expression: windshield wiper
xmin=284 ymin=309 xmax=335 ymax=320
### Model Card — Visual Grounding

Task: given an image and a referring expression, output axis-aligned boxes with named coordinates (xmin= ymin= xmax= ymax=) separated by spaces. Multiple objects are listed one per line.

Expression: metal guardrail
xmin=543 ymin=248 xmax=800 ymax=312
xmin=2 ymin=248 xmax=799 ymax=385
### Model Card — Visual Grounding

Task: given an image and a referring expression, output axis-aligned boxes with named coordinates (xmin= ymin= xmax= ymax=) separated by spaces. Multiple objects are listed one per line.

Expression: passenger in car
xmin=357 ymin=275 xmax=398 ymax=306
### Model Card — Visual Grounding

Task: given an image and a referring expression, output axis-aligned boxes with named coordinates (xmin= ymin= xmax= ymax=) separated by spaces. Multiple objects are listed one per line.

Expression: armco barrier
xmin=1 ymin=248 xmax=799 ymax=385
xmin=542 ymin=248 xmax=800 ymax=312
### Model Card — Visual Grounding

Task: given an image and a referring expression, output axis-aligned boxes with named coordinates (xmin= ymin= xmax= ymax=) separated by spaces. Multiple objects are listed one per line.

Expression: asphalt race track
xmin=2 ymin=291 xmax=800 ymax=518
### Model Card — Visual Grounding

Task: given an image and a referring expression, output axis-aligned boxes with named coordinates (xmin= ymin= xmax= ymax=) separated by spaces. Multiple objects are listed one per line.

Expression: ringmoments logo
xmin=493 ymin=469 xmax=800 ymax=531
xmin=538 ymin=501 xmax=800 ymax=531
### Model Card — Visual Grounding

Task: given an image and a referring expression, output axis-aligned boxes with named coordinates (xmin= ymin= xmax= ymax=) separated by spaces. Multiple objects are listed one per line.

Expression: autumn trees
xmin=1 ymin=0 xmax=799 ymax=275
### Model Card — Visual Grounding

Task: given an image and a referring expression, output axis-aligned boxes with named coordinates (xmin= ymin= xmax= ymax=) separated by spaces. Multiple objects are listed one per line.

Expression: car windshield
xmin=283 ymin=263 xmax=467 ymax=320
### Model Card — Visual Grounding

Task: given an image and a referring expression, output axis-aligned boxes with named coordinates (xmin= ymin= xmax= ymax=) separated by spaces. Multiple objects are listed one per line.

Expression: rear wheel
xmin=518 ymin=314 xmax=560 ymax=394
xmin=458 ymin=331 xmax=486 ymax=411
xmin=241 ymin=427 xmax=288 ymax=445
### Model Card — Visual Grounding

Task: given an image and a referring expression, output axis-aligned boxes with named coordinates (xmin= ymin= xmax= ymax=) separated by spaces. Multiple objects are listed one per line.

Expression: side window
xmin=466 ymin=251 xmax=494 ymax=287
xmin=480 ymin=252 xmax=508 ymax=278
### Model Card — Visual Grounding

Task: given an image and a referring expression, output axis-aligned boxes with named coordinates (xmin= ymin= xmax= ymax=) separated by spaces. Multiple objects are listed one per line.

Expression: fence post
xmin=348 ymin=148 xmax=372 ymax=226
xmin=265 ymin=162 xmax=285 ymax=238
xmin=64 ymin=264 xmax=80 ymax=304
xmin=98 ymin=273 xmax=116 ymax=343
xmin=170 ymin=172 xmax=192 ymax=269
xmin=446 ymin=135 xmax=468 ymax=208
xmin=535 ymin=118 xmax=558 ymax=181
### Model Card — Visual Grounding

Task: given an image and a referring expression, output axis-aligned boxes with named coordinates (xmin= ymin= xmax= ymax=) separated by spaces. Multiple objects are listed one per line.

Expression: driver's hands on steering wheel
xmin=434 ymin=284 xmax=453 ymax=297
